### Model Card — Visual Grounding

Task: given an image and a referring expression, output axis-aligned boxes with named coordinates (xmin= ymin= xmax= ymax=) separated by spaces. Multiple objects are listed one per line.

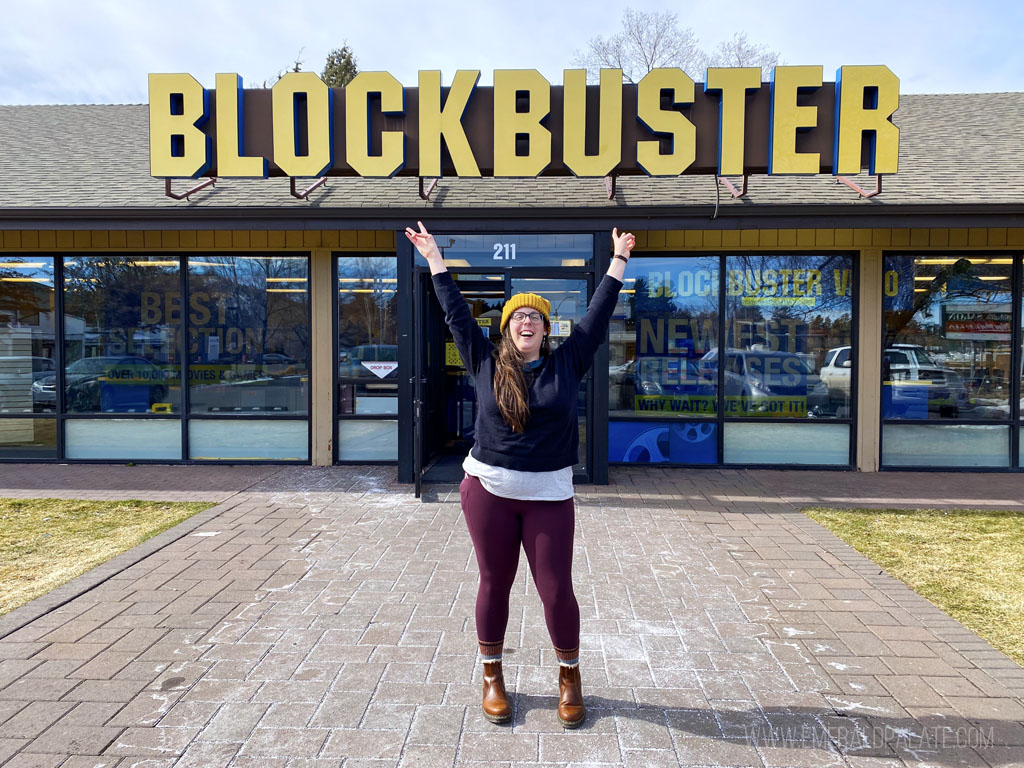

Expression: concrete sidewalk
xmin=0 ymin=465 xmax=1022 ymax=767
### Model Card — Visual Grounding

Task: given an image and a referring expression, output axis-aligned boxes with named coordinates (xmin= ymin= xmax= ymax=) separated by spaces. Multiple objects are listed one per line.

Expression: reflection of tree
xmin=883 ymin=257 xmax=1014 ymax=390
xmin=0 ymin=266 xmax=49 ymax=322
xmin=724 ymin=254 xmax=855 ymax=362
xmin=884 ymin=257 xmax=986 ymax=347
xmin=190 ymin=256 xmax=309 ymax=361
xmin=0 ymin=263 xmax=55 ymax=359
xmin=337 ymin=257 xmax=398 ymax=349
xmin=629 ymin=273 xmax=718 ymax=357
xmin=64 ymin=257 xmax=179 ymax=361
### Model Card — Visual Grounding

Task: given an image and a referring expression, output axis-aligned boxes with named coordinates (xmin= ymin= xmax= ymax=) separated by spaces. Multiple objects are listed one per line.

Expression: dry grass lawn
xmin=0 ymin=497 xmax=213 ymax=616
xmin=804 ymin=506 xmax=1024 ymax=667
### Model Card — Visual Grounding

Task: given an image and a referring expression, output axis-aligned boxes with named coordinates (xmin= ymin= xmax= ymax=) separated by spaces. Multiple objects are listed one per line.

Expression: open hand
xmin=405 ymin=221 xmax=442 ymax=263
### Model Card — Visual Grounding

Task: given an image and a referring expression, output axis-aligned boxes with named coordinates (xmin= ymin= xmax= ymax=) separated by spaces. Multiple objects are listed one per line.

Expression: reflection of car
xmin=609 ymin=359 xmax=635 ymax=409
xmin=257 ymin=353 xmax=298 ymax=365
xmin=0 ymin=356 xmax=57 ymax=412
xmin=254 ymin=353 xmax=300 ymax=376
xmin=634 ymin=357 xmax=705 ymax=396
xmin=612 ymin=356 xmax=716 ymax=414
xmin=820 ymin=346 xmax=853 ymax=414
xmin=338 ymin=344 xmax=398 ymax=379
xmin=33 ymin=356 xmax=169 ymax=413
xmin=700 ymin=348 xmax=830 ymax=417
xmin=883 ymin=343 xmax=969 ymax=417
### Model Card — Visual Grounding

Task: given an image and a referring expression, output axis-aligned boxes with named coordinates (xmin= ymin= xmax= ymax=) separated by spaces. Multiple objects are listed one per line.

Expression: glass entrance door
xmin=414 ymin=270 xmax=594 ymax=484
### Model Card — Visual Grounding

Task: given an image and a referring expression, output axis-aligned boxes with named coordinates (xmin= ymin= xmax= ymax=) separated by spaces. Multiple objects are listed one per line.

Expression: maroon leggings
xmin=459 ymin=474 xmax=580 ymax=651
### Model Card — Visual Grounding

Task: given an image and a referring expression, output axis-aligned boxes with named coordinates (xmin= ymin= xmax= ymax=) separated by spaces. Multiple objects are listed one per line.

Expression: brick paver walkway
xmin=1 ymin=465 xmax=1022 ymax=767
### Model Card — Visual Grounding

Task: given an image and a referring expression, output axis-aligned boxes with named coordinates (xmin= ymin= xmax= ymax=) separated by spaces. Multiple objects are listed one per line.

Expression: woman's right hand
xmin=405 ymin=221 xmax=442 ymax=263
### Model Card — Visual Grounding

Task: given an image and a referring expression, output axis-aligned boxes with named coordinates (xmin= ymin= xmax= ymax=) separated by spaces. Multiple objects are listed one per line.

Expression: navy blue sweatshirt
xmin=432 ymin=270 xmax=623 ymax=471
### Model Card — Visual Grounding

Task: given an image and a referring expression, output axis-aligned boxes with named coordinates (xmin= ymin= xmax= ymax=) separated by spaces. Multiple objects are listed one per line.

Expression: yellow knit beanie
xmin=500 ymin=293 xmax=551 ymax=332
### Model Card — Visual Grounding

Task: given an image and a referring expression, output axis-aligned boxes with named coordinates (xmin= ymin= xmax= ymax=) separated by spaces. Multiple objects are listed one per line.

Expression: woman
xmin=405 ymin=221 xmax=634 ymax=728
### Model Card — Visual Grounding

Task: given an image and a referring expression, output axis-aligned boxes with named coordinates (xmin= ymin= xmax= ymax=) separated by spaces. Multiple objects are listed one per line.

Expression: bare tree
xmin=571 ymin=8 xmax=704 ymax=83
xmin=704 ymin=33 xmax=780 ymax=80
xmin=574 ymin=9 xmax=781 ymax=84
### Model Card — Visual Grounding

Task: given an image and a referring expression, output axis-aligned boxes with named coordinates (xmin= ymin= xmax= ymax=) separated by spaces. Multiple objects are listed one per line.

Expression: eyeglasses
xmin=510 ymin=311 xmax=543 ymax=323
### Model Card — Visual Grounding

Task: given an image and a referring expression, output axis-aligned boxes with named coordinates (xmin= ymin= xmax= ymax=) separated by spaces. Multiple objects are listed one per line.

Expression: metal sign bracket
xmin=836 ymin=174 xmax=883 ymax=199
xmin=164 ymin=177 xmax=216 ymax=201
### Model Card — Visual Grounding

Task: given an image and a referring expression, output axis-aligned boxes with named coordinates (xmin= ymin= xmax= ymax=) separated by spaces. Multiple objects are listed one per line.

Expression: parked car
xmin=33 ymin=356 xmax=169 ymax=413
xmin=700 ymin=348 xmax=830 ymax=417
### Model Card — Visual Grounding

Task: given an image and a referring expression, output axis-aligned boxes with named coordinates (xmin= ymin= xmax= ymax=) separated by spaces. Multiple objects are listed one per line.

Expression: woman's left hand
xmin=612 ymin=227 xmax=636 ymax=258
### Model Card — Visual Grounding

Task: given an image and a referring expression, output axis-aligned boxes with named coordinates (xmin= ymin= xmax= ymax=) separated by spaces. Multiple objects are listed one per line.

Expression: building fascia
xmin=1 ymin=203 xmax=1023 ymax=234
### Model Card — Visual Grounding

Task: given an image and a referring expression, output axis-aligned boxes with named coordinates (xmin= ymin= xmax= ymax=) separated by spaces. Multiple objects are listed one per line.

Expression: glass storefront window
xmin=337 ymin=420 xmax=397 ymax=461
xmin=724 ymin=423 xmax=850 ymax=465
xmin=337 ymin=256 xmax=398 ymax=462
xmin=883 ymin=254 xmax=1014 ymax=421
xmin=884 ymin=424 xmax=1009 ymax=467
xmin=338 ymin=256 xmax=398 ymax=382
xmin=1 ymin=257 xmax=56 ymax=416
xmin=723 ymin=254 xmax=854 ymax=419
xmin=0 ymin=418 xmax=56 ymax=459
xmin=610 ymin=256 xmax=720 ymax=419
xmin=188 ymin=255 xmax=309 ymax=415
xmin=63 ymin=255 xmax=181 ymax=414
xmin=66 ymin=419 xmax=181 ymax=460
xmin=189 ymin=419 xmax=308 ymax=461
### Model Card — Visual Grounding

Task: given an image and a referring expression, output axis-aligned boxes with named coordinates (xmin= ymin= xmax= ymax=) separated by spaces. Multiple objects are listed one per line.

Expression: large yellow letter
xmin=705 ymin=68 xmax=761 ymax=175
xmin=346 ymin=72 xmax=406 ymax=177
xmin=834 ymin=65 xmax=900 ymax=175
xmin=272 ymin=72 xmax=333 ymax=177
xmin=636 ymin=68 xmax=696 ymax=176
xmin=418 ymin=70 xmax=480 ymax=177
xmin=493 ymin=70 xmax=551 ymax=177
xmin=562 ymin=68 xmax=622 ymax=177
xmin=149 ymin=73 xmax=209 ymax=178
xmin=215 ymin=73 xmax=267 ymax=178
xmin=769 ymin=66 xmax=822 ymax=175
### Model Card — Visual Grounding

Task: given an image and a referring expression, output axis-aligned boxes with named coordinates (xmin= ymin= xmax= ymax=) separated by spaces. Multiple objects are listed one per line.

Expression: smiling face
xmin=507 ymin=310 xmax=548 ymax=362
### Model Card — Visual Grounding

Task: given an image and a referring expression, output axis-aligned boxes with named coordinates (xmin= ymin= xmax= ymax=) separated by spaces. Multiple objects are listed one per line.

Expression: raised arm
xmin=406 ymin=221 xmax=493 ymax=374
xmin=606 ymin=227 xmax=635 ymax=282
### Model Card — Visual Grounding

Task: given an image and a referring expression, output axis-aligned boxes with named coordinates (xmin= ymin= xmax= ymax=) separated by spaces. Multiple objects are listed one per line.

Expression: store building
xmin=1 ymin=88 xmax=1023 ymax=481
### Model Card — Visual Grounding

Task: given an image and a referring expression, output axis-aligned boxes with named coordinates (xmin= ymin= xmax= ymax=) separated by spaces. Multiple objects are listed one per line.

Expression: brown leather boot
xmin=557 ymin=665 xmax=585 ymax=728
xmin=481 ymin=661 xmax=512 ymax=723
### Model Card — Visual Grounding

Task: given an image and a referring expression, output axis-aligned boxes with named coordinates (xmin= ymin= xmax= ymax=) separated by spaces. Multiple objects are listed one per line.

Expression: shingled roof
xmin=0 ymin=93 xmax=1021 ymax=226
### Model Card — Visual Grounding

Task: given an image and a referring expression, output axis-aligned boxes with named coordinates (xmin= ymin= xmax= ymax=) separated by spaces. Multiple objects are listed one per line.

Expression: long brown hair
xmin=493 ymin=323 xmax=550 ymax=433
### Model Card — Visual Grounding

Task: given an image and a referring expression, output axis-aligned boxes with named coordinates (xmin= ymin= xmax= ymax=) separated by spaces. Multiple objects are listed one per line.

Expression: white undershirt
xmin=462 ymin=452 xmax=575 ymax=501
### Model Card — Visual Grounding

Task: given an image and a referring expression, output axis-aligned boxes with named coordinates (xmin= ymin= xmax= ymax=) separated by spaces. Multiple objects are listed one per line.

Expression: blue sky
xmin=0 ymin=0 xmax=1020 ymax=104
